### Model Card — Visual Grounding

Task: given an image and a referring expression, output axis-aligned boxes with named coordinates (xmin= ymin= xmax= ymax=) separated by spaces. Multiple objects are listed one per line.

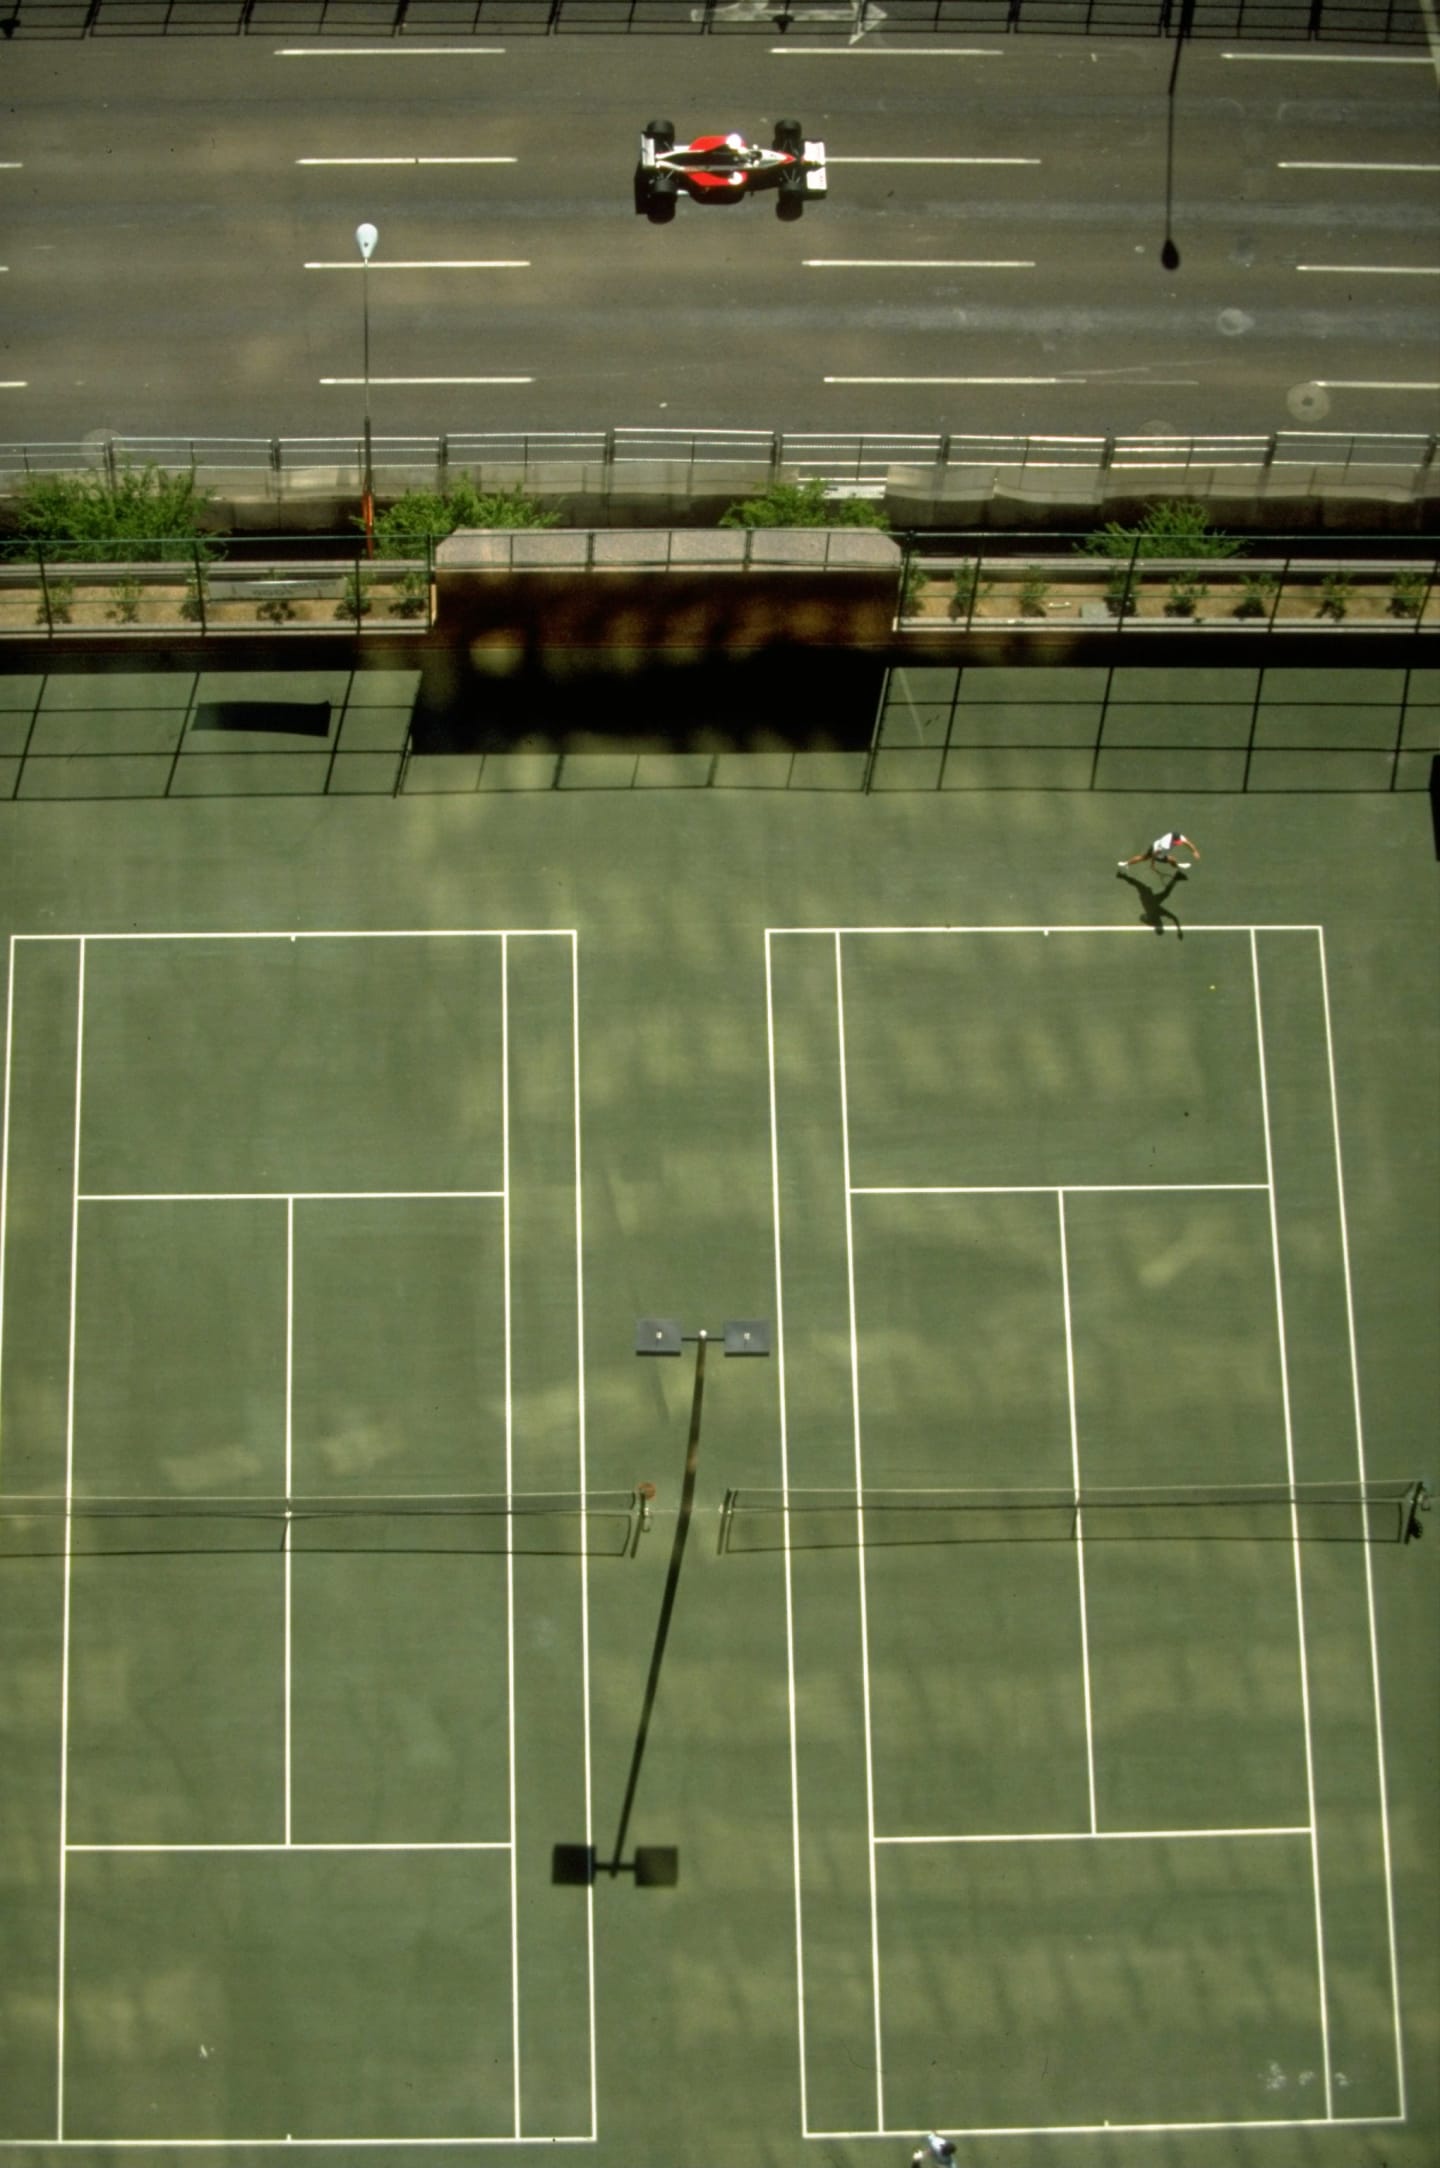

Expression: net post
xmin=1403 ymin=1479 xmax=1431 ymax=1544
xmin=718 ymin=1485 xmax=736 ymax=1555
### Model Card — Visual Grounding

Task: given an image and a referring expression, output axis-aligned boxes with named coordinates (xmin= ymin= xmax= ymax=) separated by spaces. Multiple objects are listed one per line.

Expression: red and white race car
xmin=636 ymin=120 xmax=827 ymax=221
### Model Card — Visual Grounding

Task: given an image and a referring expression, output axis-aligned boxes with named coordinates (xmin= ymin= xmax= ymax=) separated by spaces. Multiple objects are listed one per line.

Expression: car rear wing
xmin=804 ymin=141 xmax=828 ymax=196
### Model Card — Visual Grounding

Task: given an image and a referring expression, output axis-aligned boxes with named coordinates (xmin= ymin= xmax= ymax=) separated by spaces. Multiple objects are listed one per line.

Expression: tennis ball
xmin=1209 ymin=983 xmax=1216 ymax=990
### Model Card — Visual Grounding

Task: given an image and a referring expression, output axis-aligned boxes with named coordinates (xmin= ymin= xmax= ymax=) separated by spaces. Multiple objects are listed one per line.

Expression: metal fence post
xmin=37 ymin=545 xmax=52 ymax=636
xmin=192 ymin=537 xmax=208 ymax=633
xmin=103 ymin=434 xmax=117 ymax=490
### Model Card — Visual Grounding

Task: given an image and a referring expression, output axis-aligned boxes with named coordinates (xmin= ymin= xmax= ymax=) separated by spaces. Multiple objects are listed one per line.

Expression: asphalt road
xmin=2 ymin=29 xmax=1438 ymax=449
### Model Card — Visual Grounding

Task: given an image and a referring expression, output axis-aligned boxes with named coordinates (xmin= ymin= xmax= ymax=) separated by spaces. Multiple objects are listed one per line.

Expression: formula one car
xmin=636 ymin=119 xmax=827 ymax=222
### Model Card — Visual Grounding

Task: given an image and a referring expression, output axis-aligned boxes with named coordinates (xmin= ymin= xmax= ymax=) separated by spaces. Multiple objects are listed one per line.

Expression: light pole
xmin=356 ymin=221 xmax=378 ymax=556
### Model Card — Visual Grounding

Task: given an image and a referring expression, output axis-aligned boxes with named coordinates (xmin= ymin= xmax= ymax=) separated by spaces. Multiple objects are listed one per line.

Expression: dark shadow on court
xmin=407 ymin=644 xmax=884 ymax=756
xmin=1115 ymin=867 xmax=1185 ymax=939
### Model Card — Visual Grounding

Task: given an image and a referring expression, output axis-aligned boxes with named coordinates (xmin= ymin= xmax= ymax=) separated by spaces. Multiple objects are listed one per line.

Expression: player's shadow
xmin=1116 ymin=867 xmax=1185 ymax=940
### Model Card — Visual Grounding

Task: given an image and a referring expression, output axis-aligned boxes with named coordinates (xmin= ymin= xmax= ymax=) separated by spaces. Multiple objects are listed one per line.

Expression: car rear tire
xmin=773 ymin=119 xmax=803 ymax=153
xmin=644 ymin=119 xmax=676 ymax=151
xmin=776 ymin=189 xmax=804 ymax=221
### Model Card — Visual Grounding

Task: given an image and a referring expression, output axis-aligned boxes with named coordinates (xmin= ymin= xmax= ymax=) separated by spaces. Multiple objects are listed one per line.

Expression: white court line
xmin=78 ymin=1191 xmax=503 ymax=1202
xmin=304 ymin=260 xmax=529 ymax=271
xmin=853 ymin=1182 xmax=1267 ymax=1196
xmin=1317 ymin=928 xmax=1407 ymax=2118
xmin=1278 ymin=160 xmax=1440 ymax=170
xmin=773 ymin=44 xmax=1002 ymax=54
xmin=67 ymin=1841 xmax=511 ymax=1853
xmin=807 ymin=2115 xmax=1404 ymax=2140
xmin=827 ymin=155 xmax=1040 ymax=165
xmin=1222 ymin=48 xmax=1432 ymax=60
xmin=834 ymin=932 xmax=886 ymax=2135
xmin=570 ymin=931 xmax=599 ymax=2142
xmin=1297 ymin=264 xmax=1440 ymax=275
xmin=297 ymin=156 xmax=517 ymax=165
xmin=876 ymin=1825 xmax=1311 ymax=1843
xmin=0 ymin=943 xmax=15 ymax=1439
xmin=278 ymin=45 xmax=506 ymax=55
xmin=1312 ymin=379 xmax=1440 ymax=391
xmin=284 ymin=1198 xmax=294 ymax=1849
xmin=14 ymin=929 xmax=574 ymax=942
xmin=763 ymin=931 xmax=811 ymax=2136
xmin=55 ymin=940 xmax=85 ymax=2140
xmin=807 ymin=259 xmax=1035 ymax=269
xmin=826 ymin=374 xmax=1068 ymax=385
xmin=1056 ymin=1193 xmax=1097 ymax=1835
xmin=766 ymin=923 xmax=1319 ymax=935
xmin=500 ymin=936 xmax=521 ymax=2142
xmin=1250 ymin=931 xmax=1332 ymax=2119
xmin=15 ymin=929 xmax=574 ymax=943
xmin=321 ymin=376 xmax=532 ymax=386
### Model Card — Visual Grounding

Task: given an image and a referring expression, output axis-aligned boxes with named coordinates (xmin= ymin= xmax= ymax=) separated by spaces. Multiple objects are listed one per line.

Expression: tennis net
xmin=0 ymin=1488 xmax=644 ymax=1558
xmin=718 ymin=1479 xmax=1430 ymax=1553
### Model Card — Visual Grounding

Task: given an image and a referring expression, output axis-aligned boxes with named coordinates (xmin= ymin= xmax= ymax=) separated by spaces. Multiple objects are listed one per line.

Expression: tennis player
xmin=1118 ymin=829 xmax=1201 ymax=874
xmin=912 ymin=2136 xmax=958 ymax=2166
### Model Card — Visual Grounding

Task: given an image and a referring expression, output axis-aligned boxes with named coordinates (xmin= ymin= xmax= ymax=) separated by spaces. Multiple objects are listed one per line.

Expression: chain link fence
xmin=0 ymin=0 xmax=1430 ymax=43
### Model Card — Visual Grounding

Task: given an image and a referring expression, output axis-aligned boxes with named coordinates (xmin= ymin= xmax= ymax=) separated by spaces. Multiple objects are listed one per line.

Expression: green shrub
xmin=949 ymin=562 xmax=988 ymax=619
xmin=180 ymin=573 xmax=208 ymax=624
xmin=370 ymin=482 xmax=560 ymax=557
xmin=1163 ymin=575 xmax=1209 ymax=618
xmin=1083 ymin=500 xmax=1241 ymax=562
xmin=1233 ymin=574 xmax=1277 ymax=620
xmin=1317 ymin=573 xmax=1351 ymax=622
xmin=10 ymin=460 xmax=216 ymax=563
xmin=1105 ymin=568 xmax=1136 ymax=618
xmin=106 ymin=576 xmax=144 ymax=624
xmin=38 ymin=577 xmax=75 ymax=626
xmin=1389 ymin=571 xmax=1427 ymax=619
xmin=719 ymin=478 xmax=889 ymax=530
xmin=899 ymin=555 xmax=928 ymax=615
xmin=393 ymin=567 xmax=431 ymax=620
xmin=1018 ymin=571 xmax=1049 ymax=617
xmin=334 ymin=568 xmax=372 ymax=621
xmin=256 ymin=594 xmax=297 ymax=625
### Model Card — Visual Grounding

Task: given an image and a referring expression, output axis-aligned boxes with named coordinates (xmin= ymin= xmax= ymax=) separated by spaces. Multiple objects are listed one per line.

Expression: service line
xmin=806 ymin=258 xmax=1035 ymax=269
xmin=826 ymin=156 xmax=1040 ymax=165
xmin=1296 ymin=264 xmax=1440 ymax=276
xmin=277 ymin=45 xmax=506 ymax=56
xmin=1312 ymin=379 xmax=1440 ymax=392
xmin=297 ymin=156 xmax=517 ymax=166
xmin=320 ymin=376 xmax=533 ymax=387
xmin=1278 ymin=160 xmax=1440 ymax=171
xmin=773 ymin=45 xmax=1002 ymax=55
xmin=304 ymin=260 xmax=529 ymax=271
xmin=1222 ymin=48 xmax=1432 ymax=60
xmin=825 ymin=374 xmax=1072 ymax=385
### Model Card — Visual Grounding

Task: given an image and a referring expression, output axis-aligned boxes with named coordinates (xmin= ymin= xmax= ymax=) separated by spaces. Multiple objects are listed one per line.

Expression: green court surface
xmin=0 ymin=663 xmax=1436 ymax=2168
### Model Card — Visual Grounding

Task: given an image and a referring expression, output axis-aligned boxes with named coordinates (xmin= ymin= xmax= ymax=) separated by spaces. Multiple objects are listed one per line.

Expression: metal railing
xmin=0 ymin=541 xmax=434 ymax=636
xmin=2 ymin=428 xmax=1437 ymax=509
xmin=898 ymin=540 xmax=1440 ymax=631
xmin=0 ymin=0 xmax=1429 ymax=44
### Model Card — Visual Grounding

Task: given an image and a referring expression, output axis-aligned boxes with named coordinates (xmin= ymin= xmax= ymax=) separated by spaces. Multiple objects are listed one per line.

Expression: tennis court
xmin=0 ymin=665 xmax=1436 ymax=2167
